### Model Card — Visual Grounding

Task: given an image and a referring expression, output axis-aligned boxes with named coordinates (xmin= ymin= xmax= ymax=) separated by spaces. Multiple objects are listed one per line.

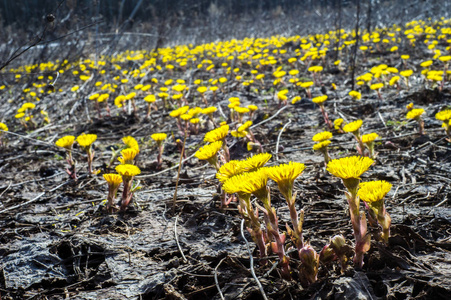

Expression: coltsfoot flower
xmin=195 ymin=141 xmax=223 ymax=170
xmin=118 ymin=148 xmax=138 ymax=165
xmin=406 ymin=108 xmax=425 ymax=135
xmin=266 ymin=162 xmax=305 ymax=202
xmin=103 ymin=173 xmax=123 ymax=211
xmin=240 ymin=153 xmax=272 ymax=172
xmin=358 ymin=180 xmax=392 ymax=243
xmin=361 ymin=133 xmax=379 ymax=158
xmin=76 ymin=133 xmax=97 ymax=174
xmin=55 ymin=135 xmax=75 ymax=150
xmin=343 ymin=120 xmax=363 ymax=134
xmin=77 ymin=133 xmax=97 ymax=148
xmin=313 ymin=140 xmax=331 ymax=163
xmin=327 ymin=156 xmax=374 ymax=269
xmin=116 ymin=164 xmax=141 ymax=210
xmin=55 ymin=135 xmax=77 ymax=179
xmin=204 ymin=125 xmax=229 ymax=143
xmin=312 ymin=131 xmax=332 ymax=142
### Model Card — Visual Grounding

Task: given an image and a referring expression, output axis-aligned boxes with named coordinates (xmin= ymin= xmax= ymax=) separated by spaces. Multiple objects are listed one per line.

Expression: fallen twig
xmin=240 ymin=219 xmax=268 ymax=300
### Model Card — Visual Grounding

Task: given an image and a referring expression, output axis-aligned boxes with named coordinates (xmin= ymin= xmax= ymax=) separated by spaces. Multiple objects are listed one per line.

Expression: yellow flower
xmin=327 ymin=156 xmax=374 ymax=181
xmin=234 ymin=106 xmax=250 ymax=114
xmin=313 ymin=140 xmax=331 ymax=151
xmin=312 ymin=95 xmax=328 ymax=104
xmin=190 ymin=118 xmax=200 ymax=124
xmin=22 ymin=102 xmax=36 ymax=110
xmin=435 ymin=109 xmax=451 ymax=121
xmin=266 ymin=162 xmax=305 ymax=200
xmin=116 ymin=164 xmax=141 ymax=177
xmin=204 ymin=125 xmax=229 ymax=142
xmin=119 ymin=148 xmax=138 ymax=164
xmin=247 ymin=105 xmax=258 ymax=111
xmin=312 ymin=131 xmax=332 ymax=142
xmin=299 ymin=81 xmax=314 ymax=88
xmin=241 ymin=153 xmax=272 ymax=172
xmin=169 ymin=106 xmax=189 ymax=118
xmin=122 ymin=136 xmax=139 ymax=153
xmin=343 ymin=120 xmax=363 ymax=134
xmin=334 ymin=118 xmax=344 ymax=130
xmin=144 ymin=95 xmax=156 ymax=103
xmin=0 ymin=122 xmax=8 ymax=131
xmin=197 ymin=86 xmax=208 ymax=94
xmin=406 ymin=108 xmax=425 ymax=120
xmin=201 ymin=106 xmax=217 ymax=115
xmin=390 ymin=76 xmax=400 ymax=86
xmin=421 ymin=60 xmax=433 ymax=68
xmin=195 ymin=140 xmax=223 ymax=161
xmin=180 ymin=114 xmax=192 ymax=121
xmin=238 ymin=121 xmax=253 ymax=132
xmin=224 ymin=169 xmax=268 ymax=202
xmin=15 ymin=113 xmax=25 ymax=119
xmin=216 ymin=160 xmax=244 ymax=183
xmin=231 ymin=130 xmax=247 ymax=138
xmin=361 ymin=133 xmax=379 ymax=143
xmin=151 ymin=133 xmax=167 ymax=142
xmin=103 ymin=173 xmax=123 ymax=187
xmin=76 ymin=134 xmax=97 ymax=148
xmin=358 ymin=180 xmax=392 ymax=205
xmin=55 ymin=136 xmax=75 ymax=150
xmin=349 ymin=90 xmax=362 ymax=100
xmin=400 ymin=70 xmax=413 ymax=77
xmin=370 ymin=83 xmax=384 ymax=90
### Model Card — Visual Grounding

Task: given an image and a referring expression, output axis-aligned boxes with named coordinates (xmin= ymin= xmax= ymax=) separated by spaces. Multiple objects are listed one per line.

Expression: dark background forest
xmin=0 ymin=0 xmax=450 ymax=68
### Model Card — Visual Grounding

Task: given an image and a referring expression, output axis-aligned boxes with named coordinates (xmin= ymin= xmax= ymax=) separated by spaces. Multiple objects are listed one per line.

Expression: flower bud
xmin=299 ymin=244 xmax=319 ymax=284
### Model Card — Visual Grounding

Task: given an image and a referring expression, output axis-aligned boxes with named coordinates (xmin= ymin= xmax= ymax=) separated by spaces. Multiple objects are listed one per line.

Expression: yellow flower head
xmin=247 ymin=105 xmax=258 ymax=111
xmin=216 ymin=160 xmax=244 ymax=183
xmin=234 ymin=106 xmax=250 ymax=114
xmin=312 ymin=95 xmax=328 ymax=104
xmin=406 ymin=108 xmax=425 ymax=120
xmin=313 ymin=140 xmax=331 ymax=151
xmin=361 ymin=133 xmax=379 ymax=143
xmin=116 ymin=164 xmax=141 ymax=178
xmin=406 ymin=102 xmax=414 ymax=110
xmin=119 ymin=148 xmax=138 ymax=164
xmin=231 ymin=130 xmax=247 ymax=138
xmin=435 ymin=109 xmax=451 ymax=121
xmin=400 ymin=70 xmax=413 ymax=77
xmin=0 ymin=122 xmax=8 ymax=131
xmin=334 ymin=118 xmax=344 ymax=130
xmin=144 ymin=95 xmax=156 ymax=103
xmin=151 ymin=133 xmax=167 ymax=142
xmin=22 ymin=102 xmax=36 ymax=110
xmin=238 ymin=121 xmax=253 ymax=132
xmin=223 ymin=169 xmax=269 ymax=202
xmin=349 ymin=90 xmax=362 ymax=100
xmin=241 ymin=153 xmax=272 ymax=172
xmin=370 ymin=83 xmax=384 ymax=90
xmin=204 ymin=125 xmax=229 ymax=143
xmin=55 ymin=136 xmax=75 ymax=150
xmin=195 ymin=140 xmax=223 ymax=161
xmin=420 ymin=60 xmax=433 ymax=68
xmin=122 ymin=136 xmax=139 ymax=153
xmin=327 ymin=156 xmax=374 ymax=180
xmin=358 ymin=180 xmax=392 ymax=205
xmin=312 ymin=131 xmax=333 ymax=142
xmin=76 ymin=134 xmax=97 ymax=148
xmin=169 ymin=106 xmax=189 ymax=118
xmin=201 ymin=106 xmax=217 ymax=115
xmin=103 ymin=173 xmax=123 ymax=188
xmin=343 ymin=119 xmax=363 ymax=134
xmin=266 ymin=161 xmax=305 ymax=200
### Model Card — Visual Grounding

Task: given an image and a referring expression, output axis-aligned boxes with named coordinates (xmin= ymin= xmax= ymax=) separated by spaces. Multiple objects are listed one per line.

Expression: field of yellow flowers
xmin=1 ymin=17 xmax=451 ymax=299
